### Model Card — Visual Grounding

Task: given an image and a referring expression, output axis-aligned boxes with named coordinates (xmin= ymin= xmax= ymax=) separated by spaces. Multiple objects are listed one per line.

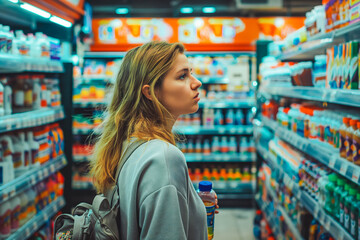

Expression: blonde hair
xmin=90 ymin=41 xmax=185 ymax=193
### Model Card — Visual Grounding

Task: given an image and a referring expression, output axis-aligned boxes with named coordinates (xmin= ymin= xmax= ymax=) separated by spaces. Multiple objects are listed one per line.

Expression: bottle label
xmin=0 ymin=91 xmax=3 ymax=108
xmin=346 ymin=136 xmax=352 ymax=158
xmin=14 ymin=91 xmax=24 ymax=107
xmin=340 ymin=134 xmax=347 ymax=154
xmin=353 ymin=138 xmax=360 ymax=164
xmin=24 ymin=150 xmax=29 ymax=167
xmin=13 ymin=152 xmax=22 ymax=168
xmin=0 ymin=37 xmax=6 ymax=53
xmin=0 ymin=209 xmax=11 ymax=235
xmin=31 ymin=149 xmax=39 ymax=165
xmin=24 ymin=89 xmax=33 ymax=106
xmin=204 ymin=202 xmax=215 ymax=239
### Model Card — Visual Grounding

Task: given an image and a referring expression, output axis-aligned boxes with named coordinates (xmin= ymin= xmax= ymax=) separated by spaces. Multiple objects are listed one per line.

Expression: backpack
xmin=54 ymin=140 xmax=145 ymax=240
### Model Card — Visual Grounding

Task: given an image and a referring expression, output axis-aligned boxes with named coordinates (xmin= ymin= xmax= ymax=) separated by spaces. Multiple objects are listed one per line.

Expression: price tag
xmin=229 ymin=128 xmax=236 ymax=134
xmin=43 ymin=213 xmax=48 ymax=221
xmin=2 ymin=192 xmax=8 ymax=201
xmin=324 ymin=218 xmax=331 ymax=230
xmin=288 ymin=179 xmax=294 ymax=191
xmin=338 ymin=230 xmax=345 ymax=240
xmin=50 ymin=164 xmax=56 ymax=173
xmin=297 ymin=189 xmax=302 ymax=199
xmin=314 ymin=205 xmax=320 ymax=219
xmin=44 ymin=168 xmax=49 ymax=177
xmin=26 ymin=228 xmax=31 ymax=236
xmin=329 ymin=156 xmax=336 ymax=168
xmin=30 ymin=175 xmax=36 ymax=184
xmin=215 ymin=155 xmax=221 ymax=161
xmin=352 ymin=169 xmax=360 ymax=183
xmin=15 ymin=121 xmax=21 ymax=129
xmin=340 ymin=163 xmax=348 ymax=175
xmin=195 ymin=155 xmax=201 ymax=161
xmin=53 ymin=204 xmax=58 ymax=212
xmin=319 ymin=210 xmax=325 ymax=224
xmin=33 ymin=221 xmax=38 ymax=230
xmin=218 ymin=128 xmax=225 ymax=134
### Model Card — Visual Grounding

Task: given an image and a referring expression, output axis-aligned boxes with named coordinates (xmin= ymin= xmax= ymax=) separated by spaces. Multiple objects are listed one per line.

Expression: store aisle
xmin=214 ymin=208 xmax=255 ymax=240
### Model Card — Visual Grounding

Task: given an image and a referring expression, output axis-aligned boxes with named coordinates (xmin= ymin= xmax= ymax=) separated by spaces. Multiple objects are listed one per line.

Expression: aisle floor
xmin=214 ymin=208 xmax=256 ymax=240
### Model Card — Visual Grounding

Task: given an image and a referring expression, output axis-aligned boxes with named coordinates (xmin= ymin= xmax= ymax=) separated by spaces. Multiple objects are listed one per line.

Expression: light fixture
xmin=202 ymin=6 xmax=216 ymax=14
xmin=20 ymin=3 xmax=51 ymax=18
xmin=180 ymin=7 xmax=193 ymax=14
xmin=115 ymin=7 xmax=129 ymax=14
xmin=7 ymin=0 xmax=19 ymax=3
xmin=49 ymin=16 xmax=72 ymax=28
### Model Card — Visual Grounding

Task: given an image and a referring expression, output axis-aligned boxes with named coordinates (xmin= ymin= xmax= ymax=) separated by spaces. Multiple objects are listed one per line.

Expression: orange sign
xmin=91 ymin=17 xmax=305 ymax=52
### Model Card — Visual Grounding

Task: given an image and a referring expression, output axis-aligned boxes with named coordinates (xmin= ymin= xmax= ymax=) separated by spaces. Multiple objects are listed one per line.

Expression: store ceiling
xmin=88 ymin=0 xmax=322 ymax=18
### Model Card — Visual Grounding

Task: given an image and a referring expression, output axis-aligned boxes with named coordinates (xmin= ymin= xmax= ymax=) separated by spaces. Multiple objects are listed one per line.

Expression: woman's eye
xmin=179 ymin=73 xmax=187 ymax=80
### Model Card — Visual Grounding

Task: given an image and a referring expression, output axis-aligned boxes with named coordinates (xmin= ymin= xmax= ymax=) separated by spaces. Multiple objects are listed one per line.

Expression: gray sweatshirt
xmin=117 ymin=139 xmax=208 ymax=240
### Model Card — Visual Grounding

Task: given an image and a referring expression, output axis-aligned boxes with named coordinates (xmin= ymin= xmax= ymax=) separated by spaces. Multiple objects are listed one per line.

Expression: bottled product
xmin=220 ymin=136 xmax=228 ymax=153
xmin=197 ymin=181 xmax=216 ymax=240
xmin=203 ymin=139 xmax=211 ymax=155
xmin=334 ymin=177 xmax=346 ymax=220
xmin=347 ymin=119 xmax=358 ymax=161
xmin=18 ymin=132 xmax=30 ymax=169
xmin=26 ymin=187 xmax=37 ymax=219
xmin=0 ymin=136 xmax=14 ymax=183
xmin=0 ymin=200 xmax=11 ymax=238
xmin=225 ymin=109 xmax=234 ymax=125
xmin=0 ymin=80 xmax=4 ymax=117
xmin=324 ymin=173 xmax=337 ymax=216
xmin=235 ymin=109 xmax=244 ymax=125
xmin=212 ymin=137 xmax=220 ymax=153
xmin=0 ymin=77 xmax=12 ymax=115
xmin=13 ymin=75 xmax=25 ymax=108
xmin=344 ymin=187 xmax=357 ymax=231
xmin=18 ymin=192 xmax=28 ymax=227
xmin=229 ymin=137 xmax=237 ymax=153
xmin=27 ymin=131 xmax=40 ymax=167
xmin=340 ymin=184 xmax=350 ymax=225
xmin=195 ymin=139 xmax=202 ymax=153
xmin=214 ymin=109 xmax=223 ymax=125
xmin=340 ymin=117 xmax=351 ymax=158
xmin=353 ymin=121 xmax=360 ymax=165
xmin=10 ymin=195 xmax=21 ymax=233
xmin=350 ymin=192 xmax=360 ymax=238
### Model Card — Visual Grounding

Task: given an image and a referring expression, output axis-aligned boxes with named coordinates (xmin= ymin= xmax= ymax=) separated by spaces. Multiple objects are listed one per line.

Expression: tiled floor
xmin=214 ymin=208 xmax=256 ymax=240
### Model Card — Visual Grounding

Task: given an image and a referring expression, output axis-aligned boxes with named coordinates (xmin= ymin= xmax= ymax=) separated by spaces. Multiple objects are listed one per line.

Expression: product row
xmin=256 ymin=166 xmax=335 ymax=240
xmin=200 ymin=85 xmax=254 ymax=101
xmin=261 ymin=40 xmax=360 ymax=90
xmin=0 ymin=75 xmax=61 ymax=116
xmin=0 ymin=25 xmax=61 ymax=60
xmin=0 ymin=172 xmax=64 ymax=239
xmin=0 ymin=123 xmax=64 ymax=184
xmin=73 ymin=111 xmax=103 ymax=130
xmin=270 ymin=102 xmax=360 ymax=164
xmin=176 ymin=109 xmax=254 ymax=127
xmin=177 ymin=136 xmax=255 ymax=154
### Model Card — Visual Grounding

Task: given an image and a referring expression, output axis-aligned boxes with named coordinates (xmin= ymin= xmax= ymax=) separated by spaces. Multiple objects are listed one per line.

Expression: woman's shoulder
xmin=143 ymin=139 xmax=184 ymax=160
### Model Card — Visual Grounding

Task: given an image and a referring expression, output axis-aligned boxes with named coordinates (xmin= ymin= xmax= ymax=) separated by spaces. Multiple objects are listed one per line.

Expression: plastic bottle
xmin=24 ymin=75 xmax=33 ymax=108
xmin=225 ymin=109 xmax=234 ymax=125
xmin=203 ymin=168 xmax=211 ymax=181
xmin=187 ymin=139 xmax=194 ymax=153
xmin=0 ymin=136 xmax=15 ymax=183
xmin=344 ymin=187 xmax=357 ymax=231
xmin=211 ymin=137 xmax=220 ymax=153
xmin=334 ymin=177 xmax=346 ymax=220
xmin=0 ymin=200 xmax=11 ymax=238
xmin=18 ymin=132 xmax=30 ymax=170
xmin=220 ymin=136 xmax=228 ymax=153
xmin=229 ymin=136 xmax=237 ymax=154
xmin=0 ymin=80 xmax=4 ymax=117
xmin=0 ymin=25 xmax=5 ymax=54
xmin=197 ymin=181 xmax=216 ymax=240
xmin=214 ymin=109 xmax=223 ymax=126
xmin=353 ymin=122 xmax=360 ymax=165
xmin=203 ymin=139 xmax=211 ymax=155
xmin=0 ymin=77 xmax=12 ymax=115
xmin=235 ymin=109 xmax=244 ymax=125
xmin=350 ymin=192 xmax=360 ymax=238
xmin=13 ymin=75 xmax=25 ymax=108
xmin=26 ymin=187 xmax=37 ymax=218
xmin=18 ymin=192 xmax=28 ymax=227
xmin=324 ymin=173 xmax=337 ymax=216
xmin=239 ymin=137 xmax=248 ymax=154
xmin=10 ymin=135 xmax=26 ymax=176
xmin=211 ymin=168 xmax=219 ymax=181
xmin=10 ymin=195 xmax=21 ymax=233
xmin=340 ymin=117 xmax=351 ymax=158
xmin=340 ymin=183 xmax=350 ymax=225
xmin=7 ymin=29 xmax=14 ymax=55
xmin=27 ymin=131 xmax=40 ymax=167
xmin=195 ymin=138 xmax=202 ymax=153
xmin=346 ymin=119 xmax=358 ymax=161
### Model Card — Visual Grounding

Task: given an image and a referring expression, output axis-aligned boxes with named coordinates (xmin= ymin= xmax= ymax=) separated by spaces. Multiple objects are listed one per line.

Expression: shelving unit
xmin=261 ymin=117 xmax=360 ymax=185
xmin=0 ymin=107 xmax=65 ymax=133
xmin=0 ymin=55 xmax=64 ymax=73
xmin=257 ymin=144 xmax=354 ymax=240
xmin=7 ymin=196 xmax=66 ymax=240
xmin=277 ymin=21 xmax=360 ymax=61
xmin=198 ymin=99 xmax=256 ymax=108
xmin=0 ymin=155 xmax=67 ymax=202
xmin=73 ymin=101 xmax=108 ymax=108
xmin=174 ymin=125 xmax=253 ymax=135
xmin=260 ymin=87 xmax=360 ymax=108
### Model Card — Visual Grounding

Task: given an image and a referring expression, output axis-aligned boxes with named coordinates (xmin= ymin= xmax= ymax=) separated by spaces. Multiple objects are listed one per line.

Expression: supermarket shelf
xmin=73 ymin=101 xmax=108 ymax=108
xmin=0 ymin=55 xmax=64 ymax=73
xmin=0 ymin=155 xmax=67 ymax=203
xmin=84 ymin=51 xmax=127 ymax=58
xmin=261 ymin=87 xmax=360 ymax=108
xmin=0 ymin=106 xmax=65 ymax=134
xmin=174 ymin=125 xmax=253 ymax=135
xmin=73 ymin=155 xmax=91 ymax=163
xmin=75 ymin=76 xmax=115 ymax=84
xmin=73 ymin=128 xmax=94 ymax=135
xmin=193 ymin=181 xmax=254 ymax=194
xmin=262 ymin=117 xmax=360 ymax=186
xmin=8 ymin=196 xmax=66 ymax=240
xmin=257 ymin=145 xmax=354 ymax=240
xmin=255 ymin=197 xmax=283 ymax=240
xmin=72 ymin=180 xmax=94 ymax=190
xmin=198 ymin=99 xmax=256 ymax=108
xmin=185 ymin=153 xmax=255 ymax=162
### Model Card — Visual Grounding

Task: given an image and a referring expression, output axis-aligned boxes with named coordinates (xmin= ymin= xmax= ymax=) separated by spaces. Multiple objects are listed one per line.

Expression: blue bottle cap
xmin=199 ymin=181 xmax=212 ymax=191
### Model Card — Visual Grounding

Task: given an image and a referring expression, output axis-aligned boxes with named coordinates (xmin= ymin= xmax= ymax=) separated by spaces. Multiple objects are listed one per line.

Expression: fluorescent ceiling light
xmin=50 ymin=16 xmax=72 ymax=28
xmin=180 ymin=7 xmax=193 ymax=14
xmin=202 ymin=6 xmax=216 ymax=13
xmin=20 ymin=3 xmax=51 ymax=18
xmin=115 ymin=8 xmax=129 ymax=14
xmin=7 ymin=0 xmax=19 ymax=3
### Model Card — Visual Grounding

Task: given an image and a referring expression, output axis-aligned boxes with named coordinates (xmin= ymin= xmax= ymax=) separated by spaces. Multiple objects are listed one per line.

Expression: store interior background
xmin=1 ymin=0 xmax=360 ymax=239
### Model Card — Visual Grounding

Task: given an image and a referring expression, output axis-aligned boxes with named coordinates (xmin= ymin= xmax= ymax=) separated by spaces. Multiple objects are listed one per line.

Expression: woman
xmin=90 ymin=41 xmax=216 ymax=240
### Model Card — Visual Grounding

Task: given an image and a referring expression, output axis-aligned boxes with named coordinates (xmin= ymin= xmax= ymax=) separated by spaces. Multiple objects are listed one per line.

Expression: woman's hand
xmin=215 ymin=192 xmax=219 ymax=214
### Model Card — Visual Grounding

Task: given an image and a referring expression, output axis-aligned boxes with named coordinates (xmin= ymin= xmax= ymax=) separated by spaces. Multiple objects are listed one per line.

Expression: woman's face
xmin=156 ymin=53 xmax=202 ymax=119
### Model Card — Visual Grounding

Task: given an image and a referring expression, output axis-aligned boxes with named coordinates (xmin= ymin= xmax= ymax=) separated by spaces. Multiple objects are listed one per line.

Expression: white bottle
xmin=18 ymin=192 xmax=28 ymax=227
xmin=27 ymin=131 xmax=40 ymax=167
xmin=0 ymin=135 xmax=15 ymax=183
xmin=221 ymin=136 xmax=228 ymax=153
xmin=229 ymin=136 xmax=237 ymax=153
xmin=0 ymin=25 xmax=6 ymax=54
xmin=5 ymin=27 xmax=13 ymax=55
xmin=14 ymin=30 xmax=29 ymax=56
xmin=18 ymin=132 xmax=30 ymax=170
xmin=10 ymin=135 xmax=26 ymax=177
xmin=10 ymin=195 xmax=21 ymax=233
xmin=0 ymin=200 xmax=12 ymax=238
xmin=27 ymin=33 xmax=36 ymax=58
xmin=240 ymin=137 xmax=248 ymax=154
xmin=0 ymin=77 xmax=12 ymax=115
xmin=26 ymin=187 xmax=37 ymax=219
xmin=0 ymin=80 xmax=4 ymax=117
xmin=212 ymin=136 xmax=220 ymax=153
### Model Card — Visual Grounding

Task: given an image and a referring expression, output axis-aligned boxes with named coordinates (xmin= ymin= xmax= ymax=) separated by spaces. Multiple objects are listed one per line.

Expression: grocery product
xmin=197 ymin=181 xmax=216 ymax=240
xmin=0 ymin=200 xmax=11 ymax=238
xmin=10 ymin=195 xmax=20 ymax=233
xmin=353 ymin=122 xmax=360 ymax=164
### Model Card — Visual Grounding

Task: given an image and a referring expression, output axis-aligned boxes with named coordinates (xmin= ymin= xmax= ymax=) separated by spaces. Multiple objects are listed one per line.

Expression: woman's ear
xmin=142 ymin=85 xmax=152 ymax=101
